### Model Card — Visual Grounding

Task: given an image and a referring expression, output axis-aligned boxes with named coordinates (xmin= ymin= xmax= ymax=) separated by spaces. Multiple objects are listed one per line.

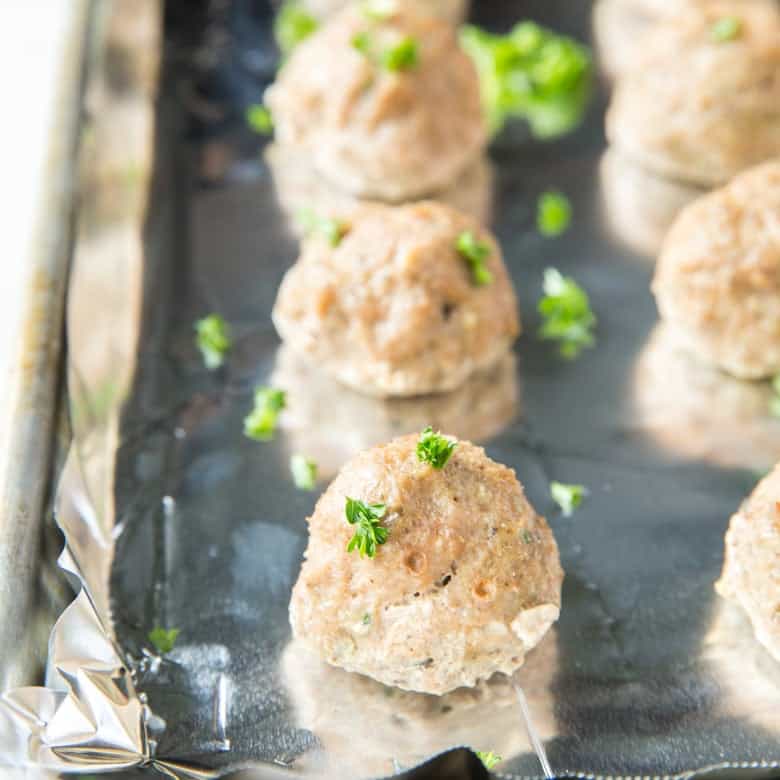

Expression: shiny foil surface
xmin=2 ymin=1 xmax=779 ymax=778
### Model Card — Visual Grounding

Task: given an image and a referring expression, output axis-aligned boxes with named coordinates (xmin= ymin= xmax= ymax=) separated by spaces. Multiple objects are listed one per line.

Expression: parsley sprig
xmin=345 ymin=497 xmax=388 ymax=558
xmin=537 ymin=191 xmax=571 ymax=237
xmin=274 ymin=1 xmax=318 ymax=56
xmin=475 ymin=750 xmax=502 ymax=770
xmin=291 ymin=454 xmax=318 ymax=490
xmin=244 ymin=387 xmax=286 ymax=441
xmin=195 ymin=314 xmax=231 ymax=370
xmin=149 ymin=627 xmax=179 ymax=655
xmin=538 ymin=268 xmax=596 ymax=359
xmin=416 ymin=427 xmax=457 ymax=469
xmin=711 ymin=16 xmax=742 ymax=43
xmin=550 ymin=481 xmax=587 ymax=517
xmin=352 ymin=32 xmax=419 ymax=72
xmin=456 ymin=231 xmax=493 ymax=286
xmin=297 ymin=208 xmax=349 ymax=247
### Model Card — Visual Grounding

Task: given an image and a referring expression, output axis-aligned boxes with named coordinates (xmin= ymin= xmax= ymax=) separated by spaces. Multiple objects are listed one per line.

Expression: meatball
xmin=289 ymin=434 xmax=563 ymax=695
xmin=264 ymin=2 xmax=486 ymax=201
xmin=299 ymin=0 xmax=468 ymax=25
xmin=606 ymin=2 xmax=780 ymax=185
xmin=652 ymin=160 xmax=780 ymax=380
xmin=632 ymin=324 xmax=780 ymax=470
xmin=272 ymin=201 xmax=519 ymax=398
xmin=716 ymin=464 xmax=780 ymax=663
xmin=272 ymin=345 xmax=518 ymax=479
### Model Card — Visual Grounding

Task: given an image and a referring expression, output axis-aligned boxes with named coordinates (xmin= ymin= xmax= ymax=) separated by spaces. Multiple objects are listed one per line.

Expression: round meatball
xmin=265 ymin=142 xmax=493 ymax=233
xmin=652 ymin=160 xmax=780 ymax=379
xmin=299 ymin=0 xmax=469 ymax=25
xmin=272 ymin=345 xmax=518 ymax=479
xmin=272 ymin=201 xmax=519 ymax=398
xmin=264 ymin=3 xmax=486 ymax=201
xmin=632 ymin=324 xmax=780 ymax=470
xmin=606 ymin=2 xmax=780 ymax=185
xmin=289 ymin=434 xmax=564 ymax=695
xmin=716 ymin=464 xmax=780 ymax=663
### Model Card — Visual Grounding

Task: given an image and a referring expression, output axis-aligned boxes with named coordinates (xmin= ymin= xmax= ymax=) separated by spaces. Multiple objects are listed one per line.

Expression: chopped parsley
xmin=416 ymin=426 xmax=457 ymax=469
xmin=149 ymin=627 xmax=179 ymax=655
xmin=352 ymin=31 xmax=372 ymax=55
xmin=537 ymin=191 xmax=571 ymax=237
xmin=711 ymin=16 xmax=742 ymax=43
xmin=475 ymin=750 xmax=502 ymax=770
xmin=550 ymin=481 xmax=587 ymax=517
xmin=297 ymin=208 xmax=349 ymax=247
xmin=770 ymin=375 xmax=780 ymax=418
xmin=460 ymin=21 xmax=592 ymax=138
xmin=455 ymin=231 xmax=493 ymax=286
xmin=362 ymin=612 xmax=372 ymax=625
xmin=538 ymin=268 xmax=596 ymax=359
xmin=382 ymin=36 xmax=419 ymax=71
xmin=274 ymin=1 xmax=319 ymax=56
xmin=244 ymin=387 xmax=286 ymax=441
xmin=291 ymin=454 xmax=317 ymax=490
xmin=246 ymin=104 xmax=273 ymax=135
xmin=345 ymin=497 xmax=388 ymax=558
xmin=195 ymin=314 xmax=231 ymax=370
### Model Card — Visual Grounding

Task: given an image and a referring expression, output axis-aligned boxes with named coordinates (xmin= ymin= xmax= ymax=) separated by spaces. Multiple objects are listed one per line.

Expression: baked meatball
xmin=299 ymin=0 xmax=468 ymax=25
xmin=265 ymin=3 xmax=486 ymax=201
xmin=716 ymin=464 xmax=780 ymax=663
xmin=606 ymin=2 xmax=780 ymax=185
xmin=652 ymin=160 xmax=780 ymax=380
xmin=272 ymin=201 xmax=519 ymax=398
xmin=289 ymin=434 xmax=564 ymax=695
xmin=632 ymin=324 xmax=780 ymax=470
xmin=272 ymin=345 xmax=517 ymax=479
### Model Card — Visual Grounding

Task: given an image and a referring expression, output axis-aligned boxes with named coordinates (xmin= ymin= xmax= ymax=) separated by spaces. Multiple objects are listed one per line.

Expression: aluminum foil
xmin=2 ymin=0 xmax=780 ymax=778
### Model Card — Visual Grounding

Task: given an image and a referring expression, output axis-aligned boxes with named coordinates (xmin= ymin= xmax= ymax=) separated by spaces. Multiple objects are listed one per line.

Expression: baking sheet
xmin=8 ymin=0 xmax=780 ymax=777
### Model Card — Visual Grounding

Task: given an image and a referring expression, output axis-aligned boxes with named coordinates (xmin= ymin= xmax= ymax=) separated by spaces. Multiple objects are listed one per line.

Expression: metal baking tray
xmin=2 ymin=0 xmax=779 ymax=778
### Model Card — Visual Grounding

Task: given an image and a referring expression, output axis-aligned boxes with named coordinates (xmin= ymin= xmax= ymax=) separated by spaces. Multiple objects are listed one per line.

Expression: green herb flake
xmin=246 ymin=104 xmax=274 ymax=135
xmin=537 ymin=191 xmax=571 ymax=237
xmin=711 ymin=16 xmax=742 ymax=43
xmin=291 ymin=454 xmax=318 ymax=490
xmin=297 ymin=208 xmax=349 ymax=247
xmin=550 ymin=481 xmax=587 ymax=517
xmin=522 ymin=529 xmax=534 ymax=544
xmin=345 ymin=497 xmax=388 ymax=558
xmin=195 ymin=314 xmax=231 ymax=370
xmin=352 ymin=31 xmax=372 ymax=55
xmin=455 ymin=230 xmax=493 ymax=286
xmin=274 ymin=1 xmax=319 ymax=56
xmin=475 ymin=750 xmax=502 ymax=770
xmin=460 ymin=21 xmax=592 ymax=138
xmin=382 ymin=36 xmax=419 ymax=71
xmin=416 ymin=426 xmax=458 ymax=469
xmin=244 ymin=387 xmax=287 ymax=441
xmin=149 ymin=627 xmax=180 ymax=655
xmin=362 ymin=613 xmax=372 ymax=625
xmin=538 ymin=268 xmax=596 ymax=359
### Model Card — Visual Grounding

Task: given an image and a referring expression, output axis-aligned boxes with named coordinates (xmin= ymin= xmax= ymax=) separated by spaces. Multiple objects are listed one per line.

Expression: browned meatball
xmin=652 ymin=160 xmax=780 ymax=380
xmin=716 ymin=464 xmax=780 ymax=663
xmin=606 ymin=1 xmax=780 ymax=185
xmin=265 ymin=2 xmax=486 ymax=201
xmin=289 ymin=434 xmax=563 ymax=695
xmin=272 ymin=201 xmax=519 ymax=398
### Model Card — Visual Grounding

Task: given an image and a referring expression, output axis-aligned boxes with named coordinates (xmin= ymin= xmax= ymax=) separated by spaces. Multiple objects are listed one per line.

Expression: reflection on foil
xmin=281 ymin=630 xmax=557 ymax=778
xmin=599 ymin=148 xmax=705 ymax=257
xmin=632 ymin=324 xmax=780 ymax=470
xmin=271 ymin=345 xmax=519 ymax=479
xmin=702 ymin=600 xmax=780 ymax=737
xmin=265 ymin=142 xmax=494 ymax=233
